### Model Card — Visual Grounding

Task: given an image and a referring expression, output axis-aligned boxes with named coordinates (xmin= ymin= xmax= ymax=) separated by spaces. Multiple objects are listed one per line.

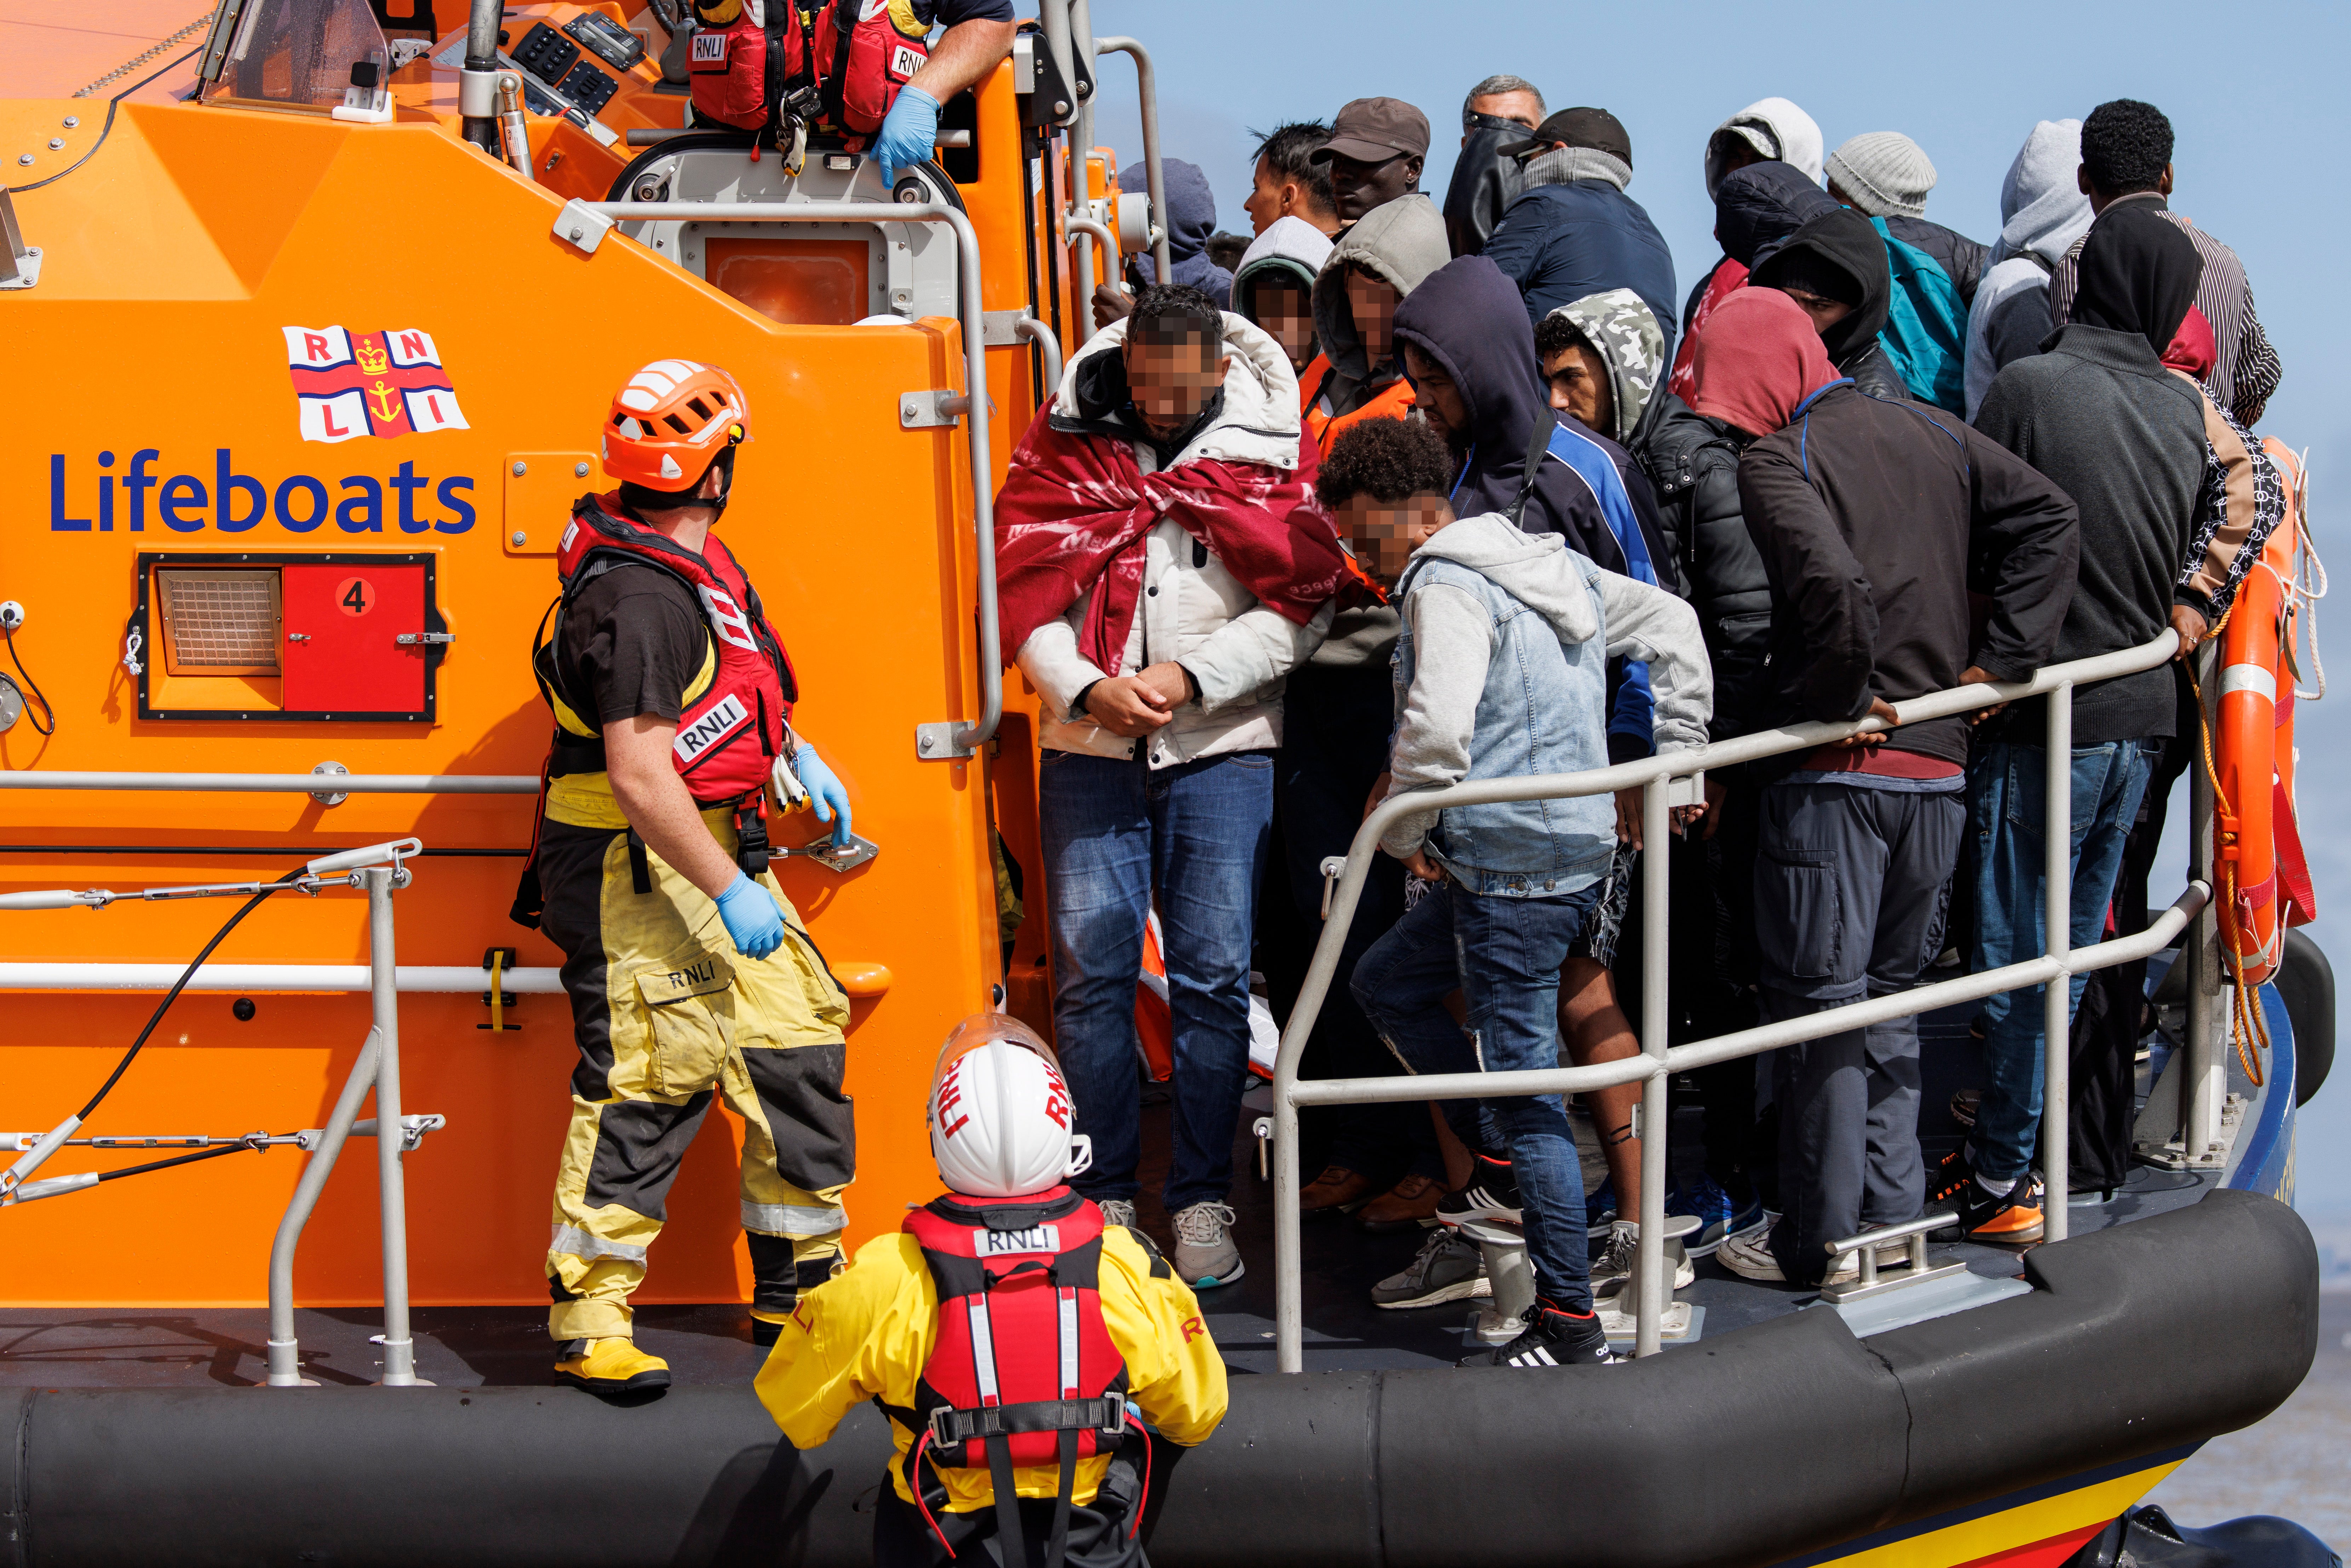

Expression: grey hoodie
xmin=1963 ymin=119 xmax=2091 ymax=418
xmin=1311 ymin=194 xmax=1451 ymax=396
xmin=1382 ymin=513 xmax=1709 ymax=860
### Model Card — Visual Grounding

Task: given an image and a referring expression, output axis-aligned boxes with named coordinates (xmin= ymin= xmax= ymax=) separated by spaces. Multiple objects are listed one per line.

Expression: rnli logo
xmin=889 ymin=43 xmax=923 ymax=78
xmin=974 ymin=1225 xmax=1060 ymax=1257
xmin=689 ymin=31 xmax=728 ymax=64
xmin=672 ymin=692 xmax=751 ymax=767
xmin=284 ymin=326 xmax=470 ymax=444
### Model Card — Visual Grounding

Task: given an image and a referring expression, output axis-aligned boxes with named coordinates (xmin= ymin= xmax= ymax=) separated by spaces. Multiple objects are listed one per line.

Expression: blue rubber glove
xmin=713 ymin=872 xmax=785 ymax=960
xmin=795 ymin=747 xmax=854 ymax=847
xmin=871 ymin=86 xmax=939 ymax=184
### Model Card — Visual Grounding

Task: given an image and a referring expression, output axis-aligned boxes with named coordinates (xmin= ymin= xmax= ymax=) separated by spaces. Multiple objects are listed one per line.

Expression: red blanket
xmin=993 ymin=406 xmax=1349 ymax=671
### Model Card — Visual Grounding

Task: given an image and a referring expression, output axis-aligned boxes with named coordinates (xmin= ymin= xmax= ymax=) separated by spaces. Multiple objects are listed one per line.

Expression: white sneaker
xmin=1718 ymin=1227 xmax=1907 ymax=1286
xmin=1095 ymin=1198 xmax=1139 ymax=1230
xmin=1170 ymin=1201 xmax=1243 ymax=1288
xmin=1588 ymin=1220 xmax=1695 ymax=1300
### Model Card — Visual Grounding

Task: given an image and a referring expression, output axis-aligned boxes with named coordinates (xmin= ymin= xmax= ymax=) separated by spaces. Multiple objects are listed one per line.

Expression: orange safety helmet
xmin=600 ymin=360 xmax=750 ymax=492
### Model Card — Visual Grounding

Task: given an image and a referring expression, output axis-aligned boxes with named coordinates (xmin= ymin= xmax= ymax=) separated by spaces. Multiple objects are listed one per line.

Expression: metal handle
xmin=1089 ymin=37 xmax=1171 ymax=283
xmin=394 ymin=632 xmax=455 ymax=646
xmin=287 ymin=632 xmax=310 ymax=643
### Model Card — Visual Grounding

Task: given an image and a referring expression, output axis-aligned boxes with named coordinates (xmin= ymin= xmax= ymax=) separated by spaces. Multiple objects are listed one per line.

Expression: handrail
xmin=0 ymin=772 xmax=536 ymax=792
xmin=586 ymin=197 xmax=1003 ymax=754
xmin=1271 ymin=628 xmax=2193 ymax=1372
xmin=1013 ymin=314 xmax=1065 ymax=401
xmin=1090 ymin=38 xmax=1171 ymax=283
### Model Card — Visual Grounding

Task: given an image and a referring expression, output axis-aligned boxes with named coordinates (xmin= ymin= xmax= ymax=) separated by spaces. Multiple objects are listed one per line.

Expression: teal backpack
xmin=1870 ymin=217 xmax=1969 ymax=413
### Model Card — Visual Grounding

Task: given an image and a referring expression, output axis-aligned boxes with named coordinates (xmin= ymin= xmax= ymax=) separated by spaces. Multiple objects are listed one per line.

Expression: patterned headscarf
xmin=1545 ymin=288 xmax=1665 ymax=443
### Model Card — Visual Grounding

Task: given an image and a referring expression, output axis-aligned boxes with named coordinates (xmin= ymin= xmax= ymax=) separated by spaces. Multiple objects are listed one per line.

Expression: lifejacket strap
xmin=926 ymin=1395 xmax=1127 ymax=1449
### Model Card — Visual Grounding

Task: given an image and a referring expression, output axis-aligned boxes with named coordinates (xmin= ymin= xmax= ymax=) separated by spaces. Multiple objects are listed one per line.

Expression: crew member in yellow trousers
xmin=512 ymin=360 xmax=860 ymax=1393
xmin=759 ymin=1015 xmax=1227 ymax=1567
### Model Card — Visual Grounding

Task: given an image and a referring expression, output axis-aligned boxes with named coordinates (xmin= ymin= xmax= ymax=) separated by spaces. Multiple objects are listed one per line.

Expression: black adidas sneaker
xmin=1462 ymin=1299 xmax=1620 ymax=1368
xmin=1435 ymin=1152 xmax=1523 ymax=1225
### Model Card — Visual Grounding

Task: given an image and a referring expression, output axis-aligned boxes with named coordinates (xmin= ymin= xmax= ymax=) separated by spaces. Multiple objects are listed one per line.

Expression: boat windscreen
xmin=202 ymin=0 xmax=388 ymax=115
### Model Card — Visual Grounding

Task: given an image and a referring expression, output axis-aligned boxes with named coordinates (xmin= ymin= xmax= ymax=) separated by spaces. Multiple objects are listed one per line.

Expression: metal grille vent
xmin=158 ymin=569 xmax=282 ymax=676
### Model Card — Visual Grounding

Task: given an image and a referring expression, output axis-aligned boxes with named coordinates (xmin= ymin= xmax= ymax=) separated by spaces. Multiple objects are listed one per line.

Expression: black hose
xmin=4 ymin=626 xmax=55 ymax=736
xmin=73 ymin=863 xmax=310 ymax=1122
xmin=4 ymin=46 xmax=203 ymax=195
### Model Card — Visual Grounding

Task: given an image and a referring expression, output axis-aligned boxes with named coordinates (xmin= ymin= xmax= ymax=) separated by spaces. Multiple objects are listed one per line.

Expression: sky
xmin=1081 ymin=0 xmax=2351 ymax=1210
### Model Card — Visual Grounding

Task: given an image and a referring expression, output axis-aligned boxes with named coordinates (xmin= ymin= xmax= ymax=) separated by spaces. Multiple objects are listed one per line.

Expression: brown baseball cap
xmin=1500 ymin=107 xmax=1633 ymax=168
xmin=1311 ymin=97 xmax=1431 ymax=165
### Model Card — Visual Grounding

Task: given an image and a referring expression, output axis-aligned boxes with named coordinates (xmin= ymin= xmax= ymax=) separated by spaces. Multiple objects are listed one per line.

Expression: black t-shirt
xmin=557 ymin=564 xmax=707 ymax=726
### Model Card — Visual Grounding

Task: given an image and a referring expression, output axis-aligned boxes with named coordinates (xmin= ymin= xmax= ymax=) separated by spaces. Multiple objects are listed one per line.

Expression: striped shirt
xmin=2049 ymin=193 xmax=2282 ymax=427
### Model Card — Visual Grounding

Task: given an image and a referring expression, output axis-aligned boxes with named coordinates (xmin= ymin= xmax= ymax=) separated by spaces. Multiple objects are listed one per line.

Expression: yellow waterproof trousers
xmin=535 ymin=814 xmax=854 ymax=1343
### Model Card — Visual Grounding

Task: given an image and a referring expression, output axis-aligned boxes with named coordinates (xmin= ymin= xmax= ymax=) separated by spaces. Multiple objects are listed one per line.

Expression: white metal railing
xmin=1272 ymin=629 xmax=2220 ymax=1370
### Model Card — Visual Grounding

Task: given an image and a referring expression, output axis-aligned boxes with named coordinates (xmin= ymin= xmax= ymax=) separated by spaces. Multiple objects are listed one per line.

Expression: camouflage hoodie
xmin=1543 ymin=289 xmax=1664 ymax=446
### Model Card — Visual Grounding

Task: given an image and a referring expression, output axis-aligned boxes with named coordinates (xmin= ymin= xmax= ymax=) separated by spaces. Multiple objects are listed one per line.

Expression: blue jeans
xmin=1968 ymin=740 xmax=2156 ymax=1184
xmin=1352 ymin=878 xmax=1600 ymax=1310
xmin=1039 ymin=748 xmax=1272 ymax=1212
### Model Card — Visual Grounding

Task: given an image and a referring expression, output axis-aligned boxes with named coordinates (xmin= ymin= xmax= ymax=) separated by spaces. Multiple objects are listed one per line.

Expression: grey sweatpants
xmin=1753 ymin=777 xmax=1963 ymax=1285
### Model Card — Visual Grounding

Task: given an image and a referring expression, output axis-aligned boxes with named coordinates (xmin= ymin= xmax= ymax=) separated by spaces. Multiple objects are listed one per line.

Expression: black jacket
xmin=1973 ymin=323 xmax=2209 ymax=744
xmin=1442 ymin=117 xmax=1526 ymax=259
xmin=1635 ymin=394 xmax=1770 ymax=740
xmin=1737 ymin=383 xmax=2079 ymax=767
xmin=1881 ymin=216 xmax=1988 ymax=307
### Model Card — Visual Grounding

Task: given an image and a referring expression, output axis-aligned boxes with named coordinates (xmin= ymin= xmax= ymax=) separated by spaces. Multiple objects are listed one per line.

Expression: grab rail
xmin=1271 ymin=629 xmax=2209 ymax=1371
xmin=583 ymin=197 xmax=1003 ymax=757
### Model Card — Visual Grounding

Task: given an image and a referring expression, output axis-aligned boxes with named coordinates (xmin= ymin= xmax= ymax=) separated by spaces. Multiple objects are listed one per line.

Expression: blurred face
xmin=1326 ymin=150 xmax=1422 ymax=222
xmin=1775 ymin=286 xmax=1853 ymax=334
xmin=1710 ymin=128 xmax=1764 ymax=181
xmin=1250 ymin=280 xmax=1318 ymax=370
xmin=1121 ymin=331 xmax=1231 ymax=437
xmin=1400 ymin=342 xmax=1468 ymax=445
xmin=1336 ymin=491 xmax=1455 ymax=587
xmin=1346 ymin=267 xmax=1401 ymax=368
xmin=1541 ymin=338 xmax=1614 ymax=436
xmin=1464 ymin=90 xmax=1543 ymax=143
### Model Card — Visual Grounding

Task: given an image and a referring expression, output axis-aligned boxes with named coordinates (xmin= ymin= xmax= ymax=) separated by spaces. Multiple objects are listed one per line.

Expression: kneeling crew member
xmin=759 ymin=1015 xmax=1228 ymax=1567
xmin=515 ymin=360 xmax=860 ymax=1394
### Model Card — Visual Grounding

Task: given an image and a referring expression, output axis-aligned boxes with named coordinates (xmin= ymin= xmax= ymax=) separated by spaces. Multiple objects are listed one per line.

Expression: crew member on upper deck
xmin=511 ymin=361 xmax=862 ymax=1395
xmin=684 ymin=0 xmax=1016 ymax=184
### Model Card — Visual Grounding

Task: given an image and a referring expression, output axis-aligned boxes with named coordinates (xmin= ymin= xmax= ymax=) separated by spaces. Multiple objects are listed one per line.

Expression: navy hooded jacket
xmin=1480 ymin=180 xmax=1679 ymax=367
xmin=1394 ymin=256 xmax=1680 ymax=762
xmin=1121 ymin=159 xmax=1231 ymax=307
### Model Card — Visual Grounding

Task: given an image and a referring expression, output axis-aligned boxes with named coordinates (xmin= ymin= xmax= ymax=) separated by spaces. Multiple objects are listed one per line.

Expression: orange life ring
xmin=2212 ymin=442 xmax=2305 ymax=986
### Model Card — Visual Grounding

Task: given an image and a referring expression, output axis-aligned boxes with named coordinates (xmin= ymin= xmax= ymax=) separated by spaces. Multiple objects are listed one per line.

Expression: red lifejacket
xmin=891 ymin=1188 xmax=1144 ymax=1564
xmin=537 ymin=492 xmax=799 ymax=809
xmin=687 ymin=0 xmax=929 ymax=144
xmin=509 ymin=494 xmax=801 ymax=929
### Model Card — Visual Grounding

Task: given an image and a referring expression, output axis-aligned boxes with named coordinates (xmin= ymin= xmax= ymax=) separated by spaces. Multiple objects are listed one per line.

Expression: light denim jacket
xmin=1384 ymin=515 xmax=1710 ymax=897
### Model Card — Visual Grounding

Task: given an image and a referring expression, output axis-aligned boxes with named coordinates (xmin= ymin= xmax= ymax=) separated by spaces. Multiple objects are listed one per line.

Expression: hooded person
xmin=1232 ymin=216 xmax=1336 ymax=412
xmin=1962 ymin=120 xmax=2092 ymax=419
xmin=1703 ymin=97 xmax=1824 ymax=200
xmin=1120 ymin=159 xmax=1233 ymax=306
xmin=1480 ymin=107 xmax=1679 ymax=358
xmin=1393 ymin=256 xmax=1676 ymax=768
xmin=1537 ymin=288 xmax=1664 ymax=448
xmin=1664 ymin=160 xmax=1840 ymax=403
xmin=1707 ymin=286 xmax=2079 ymax=1291
xmin=1306 ymin=192 xmax=1450 ymax=453
xmin=1749 ymin=207 xmax=1905 ymax=400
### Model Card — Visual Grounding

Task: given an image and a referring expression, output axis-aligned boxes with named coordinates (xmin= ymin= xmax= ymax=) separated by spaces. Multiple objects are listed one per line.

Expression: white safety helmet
xmin=928 ymin=1013 xmax=1094 ymax=1199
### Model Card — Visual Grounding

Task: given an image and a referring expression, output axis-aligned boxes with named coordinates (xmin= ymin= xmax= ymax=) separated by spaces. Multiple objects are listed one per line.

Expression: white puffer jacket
xmin=1014 ymin=312 xmax=1335 ymax=768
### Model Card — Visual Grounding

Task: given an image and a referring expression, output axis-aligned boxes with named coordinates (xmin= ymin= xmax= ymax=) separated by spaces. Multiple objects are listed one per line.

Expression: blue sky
xmin=1082 ymin=0 xmax=2351 ymax=1209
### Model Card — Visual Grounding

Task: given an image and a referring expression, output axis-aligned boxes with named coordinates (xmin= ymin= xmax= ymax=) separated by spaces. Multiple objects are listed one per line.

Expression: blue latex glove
xmin=795 ymin=747 xmax=854 ymax=847
xmin=713 ymin=872 xmax=785 ymax=960
xmin=871 ymin=86 xmax=939 ymax=184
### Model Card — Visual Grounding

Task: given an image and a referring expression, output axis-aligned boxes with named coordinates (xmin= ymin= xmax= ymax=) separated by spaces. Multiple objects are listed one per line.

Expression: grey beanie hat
xmin=1824 ymin=131 xmax=1936 ymax=219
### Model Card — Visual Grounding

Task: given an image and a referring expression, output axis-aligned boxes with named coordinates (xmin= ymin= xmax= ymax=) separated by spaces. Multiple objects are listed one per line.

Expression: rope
xmin=72 ymin=14 xmax=214 ymax=98
xmin=2288 ymin=447 xmax=2327 ymax=701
